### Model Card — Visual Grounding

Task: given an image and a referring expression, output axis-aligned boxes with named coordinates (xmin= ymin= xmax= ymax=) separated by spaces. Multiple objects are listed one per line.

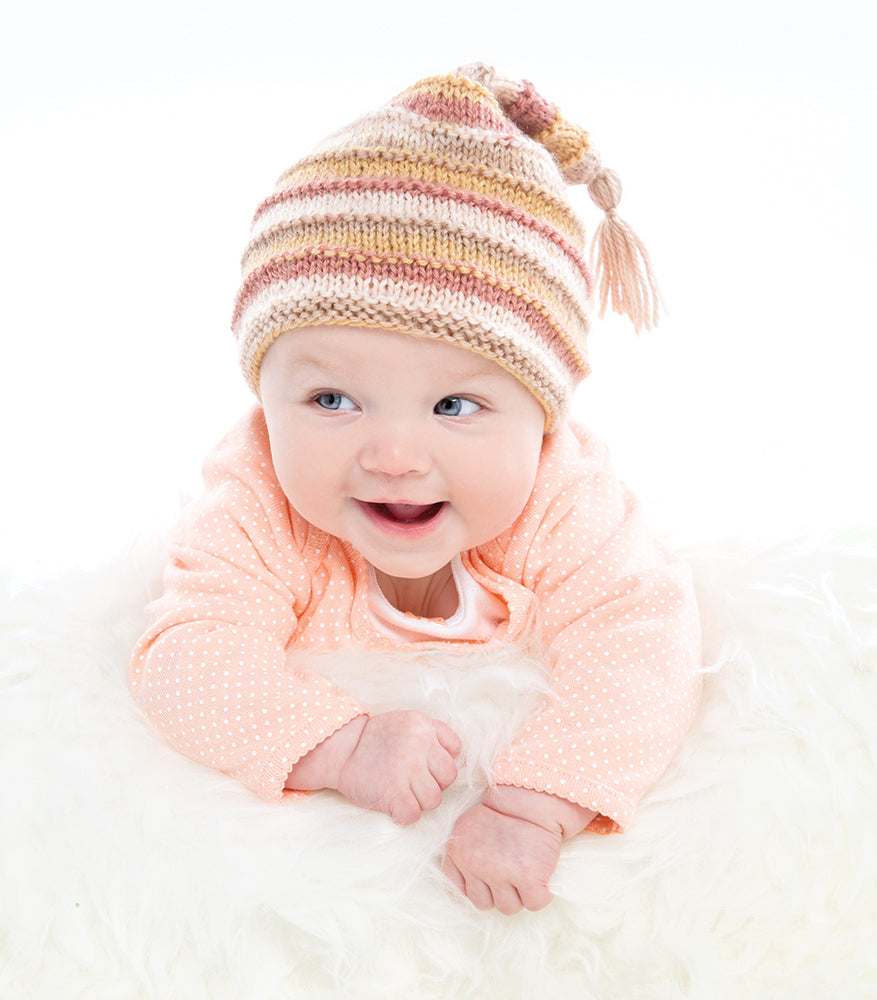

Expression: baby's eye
xmin=434 ymin=396 xmax=480 ymax=417
xmin=313 ymin=391 xmax=356 ymax=411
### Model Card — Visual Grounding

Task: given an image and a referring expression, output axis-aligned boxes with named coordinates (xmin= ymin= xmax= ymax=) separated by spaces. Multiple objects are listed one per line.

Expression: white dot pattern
xmin=130 ymin=407 xmax=702 ymax=826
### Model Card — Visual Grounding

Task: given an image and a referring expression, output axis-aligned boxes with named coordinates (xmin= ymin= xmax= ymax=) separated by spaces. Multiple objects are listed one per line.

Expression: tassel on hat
xmin=466 ymin=63 xmax=663 ymax=332
xmin=588 ymin=167 xmax=663 ymax=332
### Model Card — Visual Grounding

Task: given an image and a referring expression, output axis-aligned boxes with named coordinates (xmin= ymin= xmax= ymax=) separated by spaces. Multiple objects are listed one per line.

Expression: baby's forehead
xmin=267 ymin=325 xmax=508 ymax=379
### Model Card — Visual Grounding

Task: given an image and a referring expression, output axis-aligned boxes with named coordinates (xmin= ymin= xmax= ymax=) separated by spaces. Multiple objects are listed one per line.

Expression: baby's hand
xmin=287 ymin=711 xmax=461 ymax=825
xmin=442 ymin=803 xmax=561 ymax=914
xmin=442 ymin=786 xmax=597 ymax=914
xmin=336 ymin=711 xmax=461 ymax=824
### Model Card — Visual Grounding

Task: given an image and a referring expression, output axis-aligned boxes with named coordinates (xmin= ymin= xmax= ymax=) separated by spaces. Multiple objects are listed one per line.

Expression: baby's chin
xmin=366 ymin=555 xmax=455 ymax=584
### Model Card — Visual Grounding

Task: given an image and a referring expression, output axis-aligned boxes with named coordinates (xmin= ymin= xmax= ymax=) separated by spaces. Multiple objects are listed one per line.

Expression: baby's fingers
xmin=517 ymin=879 xmax=553 ymax=913
xmin=410 ymin=770 xmax=444 ymax=814
xmin=428 ymin=740 xmax=459 ymax=790
xmin=387 ymin=788 xmax=424 ymax=826
xmin=448 ymin=865 xmax=499 ymax=913
xmin=441 ymin=856 xmax=470 ymax=902
xmin=434 ymin=720 xmax=462 ymax=758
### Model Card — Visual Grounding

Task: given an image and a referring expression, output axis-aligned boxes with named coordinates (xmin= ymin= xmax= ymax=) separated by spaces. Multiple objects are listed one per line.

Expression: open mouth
xmin=368 ymin=501 xmax=445 ymax=525
xmin=356 ymin=500 xmax=448 ymax=535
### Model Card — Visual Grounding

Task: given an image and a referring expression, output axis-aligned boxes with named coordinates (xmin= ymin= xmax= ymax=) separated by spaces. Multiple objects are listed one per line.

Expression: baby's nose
xmin=359 ymin=424 xmax=430 ymax=477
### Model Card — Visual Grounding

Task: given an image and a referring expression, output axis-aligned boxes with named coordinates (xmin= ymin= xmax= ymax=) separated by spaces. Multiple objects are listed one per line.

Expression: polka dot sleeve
xmin=130 ymin=412 xmax=365 ymax=802
xmin=489 ymin=422 xmax=703 ymax=831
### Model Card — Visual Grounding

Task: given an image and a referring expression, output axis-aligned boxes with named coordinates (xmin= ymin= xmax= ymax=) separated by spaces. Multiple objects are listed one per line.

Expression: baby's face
xmin=259 ymin=325 xmax=546 ymax=584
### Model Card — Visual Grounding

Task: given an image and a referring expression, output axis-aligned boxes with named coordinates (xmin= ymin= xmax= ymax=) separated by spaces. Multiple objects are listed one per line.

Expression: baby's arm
xmin=486 ymin=422 xmax=702 ymax=835
xmin=286 ymin=711 xmax=461 ymax=825
xmin=442 ymin=786 xmax=596 ymax=914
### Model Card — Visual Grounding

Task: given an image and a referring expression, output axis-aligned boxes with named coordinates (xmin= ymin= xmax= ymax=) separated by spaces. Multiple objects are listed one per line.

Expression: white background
xmin=2 ymin=0 xmax=875 ymax=579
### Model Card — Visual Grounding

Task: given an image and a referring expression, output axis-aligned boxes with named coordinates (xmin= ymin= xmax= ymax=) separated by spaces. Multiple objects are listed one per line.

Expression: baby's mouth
xmin=369 ymin=501 xmax=445 ymax=525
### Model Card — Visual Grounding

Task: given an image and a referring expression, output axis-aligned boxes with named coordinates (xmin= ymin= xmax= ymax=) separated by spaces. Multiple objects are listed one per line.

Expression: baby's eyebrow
xmin=287 ymin=356 xmax=346 ymax=377
xmin=444 ymin=367 xmax=510 ymax=385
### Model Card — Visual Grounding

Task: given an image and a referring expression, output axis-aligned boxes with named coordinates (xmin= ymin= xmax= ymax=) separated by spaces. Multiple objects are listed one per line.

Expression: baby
xmin=131 ymin=63 xmax=702 ymax=915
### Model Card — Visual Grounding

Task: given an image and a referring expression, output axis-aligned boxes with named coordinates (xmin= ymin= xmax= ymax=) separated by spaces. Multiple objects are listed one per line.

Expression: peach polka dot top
xmin=130 ymin=407 xmax=702 ymax=831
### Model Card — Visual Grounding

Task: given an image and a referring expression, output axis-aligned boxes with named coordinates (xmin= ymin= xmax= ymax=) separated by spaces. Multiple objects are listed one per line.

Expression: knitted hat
xmin=232 ymin=63 xmax=660 ymax=430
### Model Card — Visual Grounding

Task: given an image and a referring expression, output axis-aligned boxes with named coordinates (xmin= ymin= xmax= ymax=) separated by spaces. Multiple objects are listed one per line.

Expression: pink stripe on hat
xmin=395 ymin=91 xmax=510 ymax=132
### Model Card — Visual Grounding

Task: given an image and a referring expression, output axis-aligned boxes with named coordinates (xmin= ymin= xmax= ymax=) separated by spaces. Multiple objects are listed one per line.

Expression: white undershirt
xmin=368 ymin=555 xmax=508 ymax=642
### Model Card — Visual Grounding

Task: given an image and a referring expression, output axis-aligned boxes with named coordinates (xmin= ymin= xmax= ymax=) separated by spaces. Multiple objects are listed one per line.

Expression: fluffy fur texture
xmin=2 ymin=529 xmax=876 ymax=998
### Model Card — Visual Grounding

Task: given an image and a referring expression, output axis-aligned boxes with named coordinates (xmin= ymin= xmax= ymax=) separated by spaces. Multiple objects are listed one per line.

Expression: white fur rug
xmin=2 ymin=529 xmax=876 ymax=998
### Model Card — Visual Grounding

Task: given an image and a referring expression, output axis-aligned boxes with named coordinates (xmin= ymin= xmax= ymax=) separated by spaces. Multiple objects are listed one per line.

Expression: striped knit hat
xmin=232 ymin=63 xmax=660 ymax=429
